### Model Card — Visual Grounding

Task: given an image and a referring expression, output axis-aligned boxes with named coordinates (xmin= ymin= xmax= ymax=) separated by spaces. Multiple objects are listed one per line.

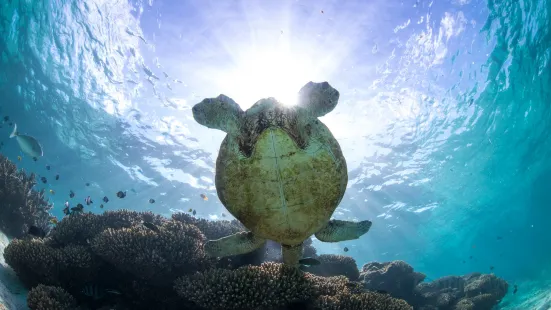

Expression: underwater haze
xmin=1 ymin=0 xmax=550 ymax=308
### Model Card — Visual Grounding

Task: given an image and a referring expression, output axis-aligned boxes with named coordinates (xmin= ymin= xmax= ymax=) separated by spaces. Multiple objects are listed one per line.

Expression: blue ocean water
xmin=0 ymin=0 xmax=550 ymax=308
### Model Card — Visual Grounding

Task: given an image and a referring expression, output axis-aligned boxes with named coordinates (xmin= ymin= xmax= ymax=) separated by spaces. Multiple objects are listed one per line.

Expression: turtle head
xmin=297 ymin=81 xmax=340 ymax=118
xmin=192 ymin=95 xmax=243 ymax=135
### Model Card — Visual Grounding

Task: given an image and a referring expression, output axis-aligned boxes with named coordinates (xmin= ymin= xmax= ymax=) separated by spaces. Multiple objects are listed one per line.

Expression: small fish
xmin=299 ymin=257 xmax=321 ymax=266
xmin=10 ymin=124 xmax=43 ymax=158
xmin=105 ymin=289 xmax=121 ymax=295
xmin=3 ymin=116 xmax=9 ymax=122
xmin=85 ymin=182 xmax=90 ymax=186
xmin=513 ymin=284 xmax=517 ymax=294
xmin=490 ymin=266 xmax=494 ymax=270
xmin=343 ymin=247 xmax=349 ymax=252
xmin=462 ymin=260 xmax=466 ymax=263
xmin=221 ymin=213 xmax=226 ymax=217
xmin=200 ymin=193 xmax=208 ymax=201
xmin=469 ymin=256 xmax=473 ymax=259
xmin=192 ymin=210 xmax=196 ymax=215
xmin=40 ymin=176 xmax=47 ymax=184
xmin=85 ymin=196 xmax=93 ymax=205
xmin=102 ymin=196 xmax=109 ymax=203
xmin=32 ymin=157 xmax=38 ymax=161
xmin=116 ymin=191 xmax=126 ymax=198
xmin=46 ymin=165 xmax=50 ymax=170
xmin=55 ymin=174 xmax=59 ymax=180
xmin=81 ymin=284 xmax=106 ymax=300
xmin=321 ymin=10 xmax=324 ymax=13
xmin=142 ymin=221 xmax=160 ymax=232
xmin=148 ymin=198 xmax=155 ymax=204
xmin=63 ymin=202 xmax=71 ymax=215
xmin=69 ymin=190 xmax=75 ymax=198
xmin=496 ymin=236 xmax=503 ymax=240
xmin=188 ymin=208 xmax=193 ymax=212
xmin=130 ymin=188 xmax=136 ymax=193
xmin=71 ymin=203 xmax=84 ymax=213
xmin=49 ymin=189 xmax=55 ymax=195
xmin=50 ymin=218 xmax=58 ymax=225
xmin=100 ymin=204 xmax=104 ymax=209
xmin=17 ymin=156 xmax=21 ymax=161
xmin=28 ymin=225 xmax=46 ymax=238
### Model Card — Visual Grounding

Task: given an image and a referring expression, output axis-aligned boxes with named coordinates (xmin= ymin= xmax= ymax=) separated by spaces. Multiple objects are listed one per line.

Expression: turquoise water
xmin=1 ymin=0 xmax=550 ymax=308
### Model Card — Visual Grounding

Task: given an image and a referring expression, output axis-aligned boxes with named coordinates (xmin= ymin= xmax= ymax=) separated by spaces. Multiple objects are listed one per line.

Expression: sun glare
xmin=220 ymin=49 xmax=316 ymax=109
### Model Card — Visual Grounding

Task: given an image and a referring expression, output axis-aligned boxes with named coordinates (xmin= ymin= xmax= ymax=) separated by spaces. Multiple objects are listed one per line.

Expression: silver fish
xmin=10 ymin=124 xmax=43 ymax=157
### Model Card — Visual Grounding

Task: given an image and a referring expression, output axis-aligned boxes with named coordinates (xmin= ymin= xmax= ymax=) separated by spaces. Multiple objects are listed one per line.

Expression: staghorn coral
xmin=0 ymin=154 xmax=53 ymax=238
xmin=360 ymin=260 xmax=426 ymax=303
xmin=27 ymin=284 xmax=77 ymax=310
xmin=3 ymin=238 xmax=100 ymax=288
xmin=315 ymin=291 xmax=413 ymax=310
xmin=174 ymin=261 xmax=408 ymax=310
xmin=91 ymin=220 xmax=209 ymax=284
xmin=306 ymin=254 xmax=360 ymax=281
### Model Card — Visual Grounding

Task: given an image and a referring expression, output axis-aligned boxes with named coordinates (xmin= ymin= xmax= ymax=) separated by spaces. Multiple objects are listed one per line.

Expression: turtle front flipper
xmin=315 ymin=219 xmax=372 ymax=242
xmin=192 ymin=94 xmax=243 ymax=134
xmin=204 ymin=231 xmax=265 ymax=257
xmin=297 ymin=81 xmax=340 ymax=117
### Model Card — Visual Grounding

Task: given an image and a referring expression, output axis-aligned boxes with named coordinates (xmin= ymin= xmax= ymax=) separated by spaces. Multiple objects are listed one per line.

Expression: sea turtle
xmin=192 ymin=81 xmax=372 ymax=266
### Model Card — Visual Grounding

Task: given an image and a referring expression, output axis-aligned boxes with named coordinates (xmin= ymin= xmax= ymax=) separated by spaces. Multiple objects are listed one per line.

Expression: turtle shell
xmin=215 ymin=103 xmax=347 ymax=245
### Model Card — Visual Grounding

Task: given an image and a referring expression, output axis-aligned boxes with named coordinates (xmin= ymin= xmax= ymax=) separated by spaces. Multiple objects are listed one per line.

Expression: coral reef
xmin=306 ymin=254 xmax=360 ymax=281
xmin=358 ymin=261 xmax=508 ymax=310
xmin=0 ymin=154 xmax=53 ymax=238
xmin=4 ymin=238 xmax=99 ymax=288
xmin=2 ymin=210 xmax=509 ymax=310
xmin=315 ymin=292 xmax=414 ymax=310
xmin=90 ymin=220 xmax=209 ymax=284
xmin=359 ymin=260 xmax=426 ymax=301
xmin=27 ymin=284 xmax=77 ymax=310
xmin=174 ymin=262 xmax=411 ymax=310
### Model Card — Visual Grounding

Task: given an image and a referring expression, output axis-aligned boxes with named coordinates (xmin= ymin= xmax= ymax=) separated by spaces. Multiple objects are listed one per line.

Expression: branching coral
xmin=90 ymin=220 xmax=209 ymax=284
xmin=306 ymin=254 xmax=360 ymax=281
xmin=49 ymin=209 xmax=166 ymax=247
xmin=0 ymin=154 xmax=53 ymax=238
xmin=315 ymin=292 xmax=413 ymax=310
xmin=174 ymin=262 xmax=315 ymax=310
xmin=27 ymin=284 xmax=77 ymax=310
xmin=3 ymin=238 xmax=100 ymax=288
xmin=174 ymin=262 xmax=410 ymax=310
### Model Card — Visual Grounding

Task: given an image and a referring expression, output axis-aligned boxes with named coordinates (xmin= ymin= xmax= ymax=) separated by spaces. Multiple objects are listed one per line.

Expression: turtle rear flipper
xmin=192 ymin=94 xmax=243 ymax=134
xmin=204 ymin=231 xmax=265 ymax=257
xmin=315 ymin=219 xmax=372 ymax=242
